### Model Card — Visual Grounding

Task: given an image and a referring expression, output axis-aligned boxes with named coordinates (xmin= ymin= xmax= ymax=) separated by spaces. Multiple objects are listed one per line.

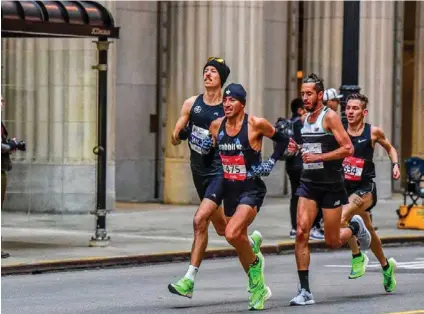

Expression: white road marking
xmin=325 ymin=258 xmax=424 ymax=270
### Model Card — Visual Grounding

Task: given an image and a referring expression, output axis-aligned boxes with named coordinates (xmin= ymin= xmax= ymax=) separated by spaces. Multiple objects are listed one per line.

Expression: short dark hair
xmin=290 ymin=97 xmax=304 ymax=115
xmin=347 ymin=93 xmax=369 ymax=108
xmin=303 ymin=73 xmax=324 ymax=93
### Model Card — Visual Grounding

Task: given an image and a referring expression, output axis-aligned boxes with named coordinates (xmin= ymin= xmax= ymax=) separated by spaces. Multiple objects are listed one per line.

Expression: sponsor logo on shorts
xmin=334 ymin=200 xmax=341 ymax=206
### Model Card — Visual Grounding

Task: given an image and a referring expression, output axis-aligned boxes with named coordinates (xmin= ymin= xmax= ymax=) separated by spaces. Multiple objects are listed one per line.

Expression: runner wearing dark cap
xmin=168 ymin=59 xmax=263 ymax=299
xmin=208 ymin=83 xmax=291 ymax=310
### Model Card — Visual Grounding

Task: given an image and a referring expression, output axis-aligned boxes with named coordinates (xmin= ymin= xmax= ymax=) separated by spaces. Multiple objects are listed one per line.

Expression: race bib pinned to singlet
xmin=189 ymin=125 xmax=211 ymax=155
xmin=343 ymin=156 xmax=364 ymax=181
xmin=302 ymin=143 xmax=324 ymax=170
xmin=220 ymin=155 xmax=247 ymax=181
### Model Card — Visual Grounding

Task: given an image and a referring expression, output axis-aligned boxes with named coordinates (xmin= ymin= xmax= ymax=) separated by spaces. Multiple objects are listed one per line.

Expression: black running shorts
xmin=295 ymin=179 xmax=348 ymax=209
xmin=192 ymin=173 xmax=224 ymax=206
xmin=345 ymin=179 xmax=377 ymax=212
xmin=223 ymin=178 xmax=267 ymax=217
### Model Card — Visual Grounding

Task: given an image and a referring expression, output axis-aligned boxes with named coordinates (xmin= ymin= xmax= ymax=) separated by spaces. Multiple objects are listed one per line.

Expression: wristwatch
xmin=392 ymin=162 xmax=400 ymax=168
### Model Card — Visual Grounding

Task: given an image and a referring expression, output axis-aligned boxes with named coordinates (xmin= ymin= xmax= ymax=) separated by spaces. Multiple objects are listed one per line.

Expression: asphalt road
xmin=2 ymin=246 xmax=423 ymax=314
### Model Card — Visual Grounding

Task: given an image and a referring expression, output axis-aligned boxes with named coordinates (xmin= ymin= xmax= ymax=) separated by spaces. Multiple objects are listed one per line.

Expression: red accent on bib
xmin=220 ymin=155 xmax=247 ymax=181
xmin=343 ymin=156 xmax=365 ymax=181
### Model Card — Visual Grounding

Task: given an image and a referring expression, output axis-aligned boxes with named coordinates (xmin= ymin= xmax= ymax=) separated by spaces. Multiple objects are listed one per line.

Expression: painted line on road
xmin=3 ymin=235 xmax=424 ymax=276
xmin=2 ymin=227 xmax=228 ymax=244
xmin=384 ymin=310 xmax=424 ymax=314
xmin=326 ymin=260 xmax=424 ymax=270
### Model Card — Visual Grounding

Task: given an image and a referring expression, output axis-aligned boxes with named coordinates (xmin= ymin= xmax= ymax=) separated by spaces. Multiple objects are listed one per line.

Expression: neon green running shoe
xmin=168 ymin=277 xmax=194 ymax=298
xmin=248 ymin=253 xmax=271 ymax=310
xmin=349 ymin=252 xmax=369 ymax=279
xmin=383 ymin=257 xmax=397 ymax=293
xmin=248 ymin=231 xmax=264 ymax=293
xmin=249 ymin=285 xmax=272 ymax=310
xmin=250 ymin=230 xmax=263 ymax=255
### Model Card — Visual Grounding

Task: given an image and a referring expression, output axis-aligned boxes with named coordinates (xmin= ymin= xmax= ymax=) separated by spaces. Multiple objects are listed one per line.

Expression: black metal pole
xmin=154 ymin=1 xmax=162 ymax=199
xmin=89 ymin=38 xmax=111 ymax=247
xmin=339 ymin=1 xmax=361 ymax=125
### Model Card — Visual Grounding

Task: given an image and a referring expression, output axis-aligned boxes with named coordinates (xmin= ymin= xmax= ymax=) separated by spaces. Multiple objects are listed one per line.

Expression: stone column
xmin=1 ymin=37 xmax=99 ymax=213
xmin=262 ymin=1 xmax=297 ymax=196
xmin=1 ymin=0 xmax=117 ymax=213
xmin=358 ymin=2 xmax=395 ymax=199
xmin=164 ymin=1 xmax=264 ymax=204
xmin=302 ymin=1 xmax=343 ymax=90
xmin=412 ymin=2 xmax=424 ymax=158
xmin=114 ymin=2 xmax=159 ymax=203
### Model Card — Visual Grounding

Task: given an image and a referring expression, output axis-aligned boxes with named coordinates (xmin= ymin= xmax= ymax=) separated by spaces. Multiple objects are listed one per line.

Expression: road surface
xmin=2 ymin=246 xmax=423 ymax=314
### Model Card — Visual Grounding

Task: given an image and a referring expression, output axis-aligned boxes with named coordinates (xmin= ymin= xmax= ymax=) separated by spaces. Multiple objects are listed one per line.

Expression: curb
xmin=2 ymin=235 xmax=423 ymax=277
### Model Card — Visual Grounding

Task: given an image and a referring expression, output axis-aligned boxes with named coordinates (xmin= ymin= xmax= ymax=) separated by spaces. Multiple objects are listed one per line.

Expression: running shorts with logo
xmin=223 ymin=178 xmax=267 ymax=217
xmin=296 ymin=180 xmax=348 ymax=209
xmin=192 ymin=172 xmax=224 ymax=206
xmin=345 ymin=180 xmax=377 ymax=212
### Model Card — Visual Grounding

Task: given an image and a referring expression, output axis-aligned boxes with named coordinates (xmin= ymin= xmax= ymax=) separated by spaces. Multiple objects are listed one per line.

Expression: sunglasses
xmin=207 ymin=57 xmax=226 ymax=64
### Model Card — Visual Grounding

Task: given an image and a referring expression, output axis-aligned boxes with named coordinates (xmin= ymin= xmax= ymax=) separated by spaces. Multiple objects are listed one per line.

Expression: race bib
xmin=189 ymin=125 xmax=210 ymax=155
xmin=220 ymin=155 xmax=247 ymax=181
xmin=302 ymin=143 xmax=324 ymax=170
xmin=343 ymin=156 xmax=364 ymax=181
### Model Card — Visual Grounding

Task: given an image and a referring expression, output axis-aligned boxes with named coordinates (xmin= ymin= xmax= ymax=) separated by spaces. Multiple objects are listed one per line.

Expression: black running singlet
xmin=343 ymin=123 xmax=376 ymax=182
xmin=300 ymin=106 xmax=344 ymax=184
xmin=188 ymin=95 xmax=224 ymax=176
xmin=216 ymin=113 xmax=261 ymax=181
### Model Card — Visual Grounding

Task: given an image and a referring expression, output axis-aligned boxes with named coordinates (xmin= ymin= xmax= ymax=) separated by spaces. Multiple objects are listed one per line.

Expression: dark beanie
xmin=203 ymin=58 xmax=231 ymax=86
xmin=223 ymin=83 xmax=247 ymax=105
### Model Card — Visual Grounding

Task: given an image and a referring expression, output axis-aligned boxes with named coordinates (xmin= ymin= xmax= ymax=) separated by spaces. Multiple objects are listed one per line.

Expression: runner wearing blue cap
xmin=208 ymin=83 xmax=292 ymax=310
xmin=168 ymin=59 xmax=263 ymax=299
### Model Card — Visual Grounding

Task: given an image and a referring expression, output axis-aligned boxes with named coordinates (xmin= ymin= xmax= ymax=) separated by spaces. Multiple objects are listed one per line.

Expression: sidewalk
xmin=1 ymin=196 xmax=423 ymax=275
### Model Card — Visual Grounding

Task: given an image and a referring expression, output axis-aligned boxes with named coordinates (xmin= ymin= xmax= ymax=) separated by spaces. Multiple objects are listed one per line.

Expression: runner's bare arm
xmin=252 ymin=116 xmax=276 ymax=139
xmin=372 ymin=126 xmax=401 ymax=179
xmin=320 ymin=110 xmax=354 ymax=161
xmin=209 ymin=117 xmax=224 ymax=144
xmin=253 ymin=116 xmax=291 ymax=161
xmin=171 ymin=96 xmax=196 ymax=146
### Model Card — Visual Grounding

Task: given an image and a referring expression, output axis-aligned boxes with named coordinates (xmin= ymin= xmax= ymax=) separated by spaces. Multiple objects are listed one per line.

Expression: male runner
xmin=340 ymin=93 xmax=399 ymax=292
xmin=168 ymin=58 xmax=262 ymax=298
xmin=287 ymin=73 xmax=372 ymax=305
xmin=208 ymin=83 xmax=290 ymax=310
xmin=268 ymin=98 xmax=324 ymax=240
xmin=324 ymin=88 xmax=379 ymax=227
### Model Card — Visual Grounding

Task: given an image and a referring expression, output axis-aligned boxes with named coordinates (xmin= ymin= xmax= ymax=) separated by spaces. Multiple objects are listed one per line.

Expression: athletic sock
xmin=352 ymin=252 xmax=362 ymax=258
xmin=349 ymin=221 xmax=360 ymax=236
xmin=250 ymin=256 xmax=260 ymax=267
xmin=382 ymin=258 xmax=390 ymax=271
xmin=298 ymin=270 xmax=310 ymax=293
xmin=184 ymin=265 xmax=199 ymax=281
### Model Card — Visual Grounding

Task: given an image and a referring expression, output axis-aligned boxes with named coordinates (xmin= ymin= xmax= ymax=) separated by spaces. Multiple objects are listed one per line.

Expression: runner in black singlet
xmin=340 ymin=93 xmax=400 ymax=292
xmin=287 ymin=74 xmax=372 ymax=306
xmin=168 ymin=58 xmax=262 ymax=299
xmin=209 ymin=83 xmax=290 ymax=310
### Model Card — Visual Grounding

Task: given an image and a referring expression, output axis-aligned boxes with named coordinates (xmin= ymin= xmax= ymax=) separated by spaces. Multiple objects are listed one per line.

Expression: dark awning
xmin=1 ymin=1 xmax=120 ymax=38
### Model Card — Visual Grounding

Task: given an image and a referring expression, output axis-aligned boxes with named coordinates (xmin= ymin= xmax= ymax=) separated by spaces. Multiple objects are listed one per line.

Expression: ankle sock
xmin=184 ymin=264 xmax=199 ymax=281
